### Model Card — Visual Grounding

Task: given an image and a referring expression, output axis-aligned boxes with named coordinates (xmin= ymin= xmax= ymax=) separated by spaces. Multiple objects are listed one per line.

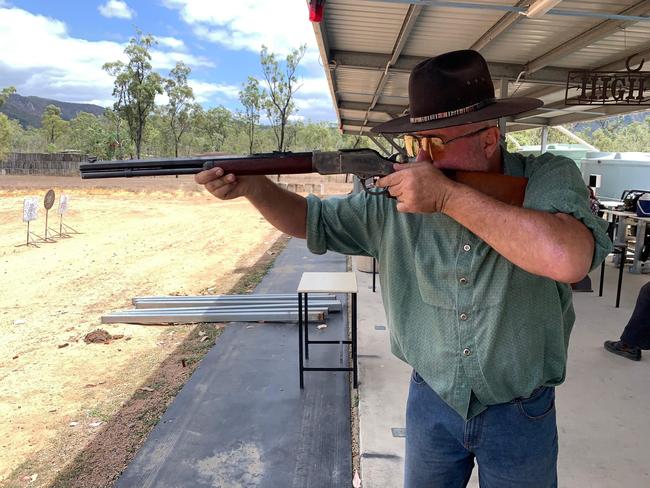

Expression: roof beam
xmin=331 ymin=50 xmax=572 ymax=86
xmin=470 ymin=0 xmax=528 ymax=52
xmin=515 ymin=99 xmax=608 ymax=120
xmin=341 ymin=119 xmax=381 ymax=133
xmin=508 ymin=104 xmax=645 ymax=128
xmin=339 ymin=101 xmax=407 ymax=115
xmin=547 ymin=105 xmax=648 ymax=126
xmin=525 ymin=1 xmax=650 ymax=73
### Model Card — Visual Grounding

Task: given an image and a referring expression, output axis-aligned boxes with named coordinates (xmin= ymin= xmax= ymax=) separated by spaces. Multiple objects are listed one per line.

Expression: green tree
xmin=41 ymin=104 xmax=68 ymax=147
xmin=101 ymin=108 xmax=132 ymax=159
xmin=238 ymin=76 xmax=266 ymax=154
xmin=0 ymin=86 xmax=16 ymax=108
xmin=0 ymin=113 xmax=11 ymax=160
xmin=103 ymin=30 xmax=163 ymax=158
xmin=65 ymin=112 xmax=113 ymax=158
xmin=195 ymin=106 xmax=233 ymax=152
xmin=260 ymin=44 xmax=306 ymax=152
xmin=164 ymin=61 xmax=195 ymax=157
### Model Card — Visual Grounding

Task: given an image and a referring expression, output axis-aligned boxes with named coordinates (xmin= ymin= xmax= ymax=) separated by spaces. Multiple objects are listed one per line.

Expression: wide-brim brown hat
xmin=372 ymin=50 xmax=543 ymax=134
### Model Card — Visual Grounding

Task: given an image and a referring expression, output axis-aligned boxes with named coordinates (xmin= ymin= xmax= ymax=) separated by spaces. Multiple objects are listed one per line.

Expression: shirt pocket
xmin=413 ymin=215 xmax=459 ymax=310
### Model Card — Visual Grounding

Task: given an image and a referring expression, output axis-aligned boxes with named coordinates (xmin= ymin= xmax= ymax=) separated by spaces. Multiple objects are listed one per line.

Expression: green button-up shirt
xmin=306 ymin=150 xmax=612 ymax=419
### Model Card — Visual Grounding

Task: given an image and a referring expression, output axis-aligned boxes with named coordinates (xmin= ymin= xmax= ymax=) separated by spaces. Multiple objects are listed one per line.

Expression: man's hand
xmin=194 ymin=167 xmax=266 ymax=200
xmin=376 ymin=160 xmax=458 ymax=213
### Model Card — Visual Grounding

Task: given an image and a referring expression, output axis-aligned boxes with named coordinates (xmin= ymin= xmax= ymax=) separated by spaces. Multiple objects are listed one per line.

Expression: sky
xmin=0 ymin=0 xmax=336 ymax=122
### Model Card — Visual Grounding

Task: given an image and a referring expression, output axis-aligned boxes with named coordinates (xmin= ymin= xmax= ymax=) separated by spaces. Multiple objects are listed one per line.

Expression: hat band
xmin=409 ymin=98 xmax=496 ymax=123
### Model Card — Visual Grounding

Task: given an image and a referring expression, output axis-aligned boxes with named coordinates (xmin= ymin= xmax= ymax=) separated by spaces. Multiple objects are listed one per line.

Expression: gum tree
xmin=103 ymin=31 xmax=163 ymax=158
xmin=260 ymin=44 xmax=306 ymax=152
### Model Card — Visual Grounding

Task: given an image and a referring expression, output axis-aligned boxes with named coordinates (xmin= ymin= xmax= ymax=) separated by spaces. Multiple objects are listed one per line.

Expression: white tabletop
xmin=297 ymin=272 xmax=358 ymax=293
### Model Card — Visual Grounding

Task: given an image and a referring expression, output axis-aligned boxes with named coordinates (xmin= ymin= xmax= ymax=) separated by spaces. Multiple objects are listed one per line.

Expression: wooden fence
xmin=0 ymin=152 xmax=87 ymax=176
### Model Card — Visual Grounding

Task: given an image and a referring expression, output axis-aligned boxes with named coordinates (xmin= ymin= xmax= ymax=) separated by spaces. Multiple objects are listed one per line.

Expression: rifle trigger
xmin=361 ymin=176 xmax=391 ymax=197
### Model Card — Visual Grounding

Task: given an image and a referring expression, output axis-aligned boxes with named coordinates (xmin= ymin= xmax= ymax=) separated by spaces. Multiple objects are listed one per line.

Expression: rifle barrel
xmin=79 ymin=153 xmax=314 ymax=179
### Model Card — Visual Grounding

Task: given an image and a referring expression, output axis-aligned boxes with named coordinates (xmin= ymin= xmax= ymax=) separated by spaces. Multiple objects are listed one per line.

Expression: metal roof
xmin=310 ymin=0 xmax=650 ymax=135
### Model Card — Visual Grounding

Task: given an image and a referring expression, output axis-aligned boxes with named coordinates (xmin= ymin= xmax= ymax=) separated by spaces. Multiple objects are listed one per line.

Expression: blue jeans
xmin=405 ymin=371 xmax=558 ymax=488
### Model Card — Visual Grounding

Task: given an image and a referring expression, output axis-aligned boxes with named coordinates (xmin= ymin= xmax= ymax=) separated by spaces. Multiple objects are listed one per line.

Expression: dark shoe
xmin=604 ymin=340 xmax=642 ymax=361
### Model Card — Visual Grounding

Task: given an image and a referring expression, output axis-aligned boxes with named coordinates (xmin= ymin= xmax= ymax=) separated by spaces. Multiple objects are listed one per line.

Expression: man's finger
xmin=208 ymin=181 xmax=237 ymax=199
xmin=195 ymin=167 xmax=224 ymax=185
xmin=376 ymin=172 xmax=402 ymax=188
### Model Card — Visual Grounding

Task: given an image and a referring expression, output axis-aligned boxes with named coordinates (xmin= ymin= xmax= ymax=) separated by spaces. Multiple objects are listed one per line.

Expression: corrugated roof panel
xmin=402 ymin=3 xmax=509 ymax=57
xmin=556 ymin=26 xmax=650 ymax=68
xmin=481 ymin=0 xmax=643 ymax=65
xmin=324 ymin=0 xmax=409 ymax=54
xmin=335 ymin=67 xmax=383 ymax=97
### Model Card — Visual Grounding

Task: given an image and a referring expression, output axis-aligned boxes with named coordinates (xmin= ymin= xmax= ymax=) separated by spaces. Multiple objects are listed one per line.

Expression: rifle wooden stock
xmin=446 ymin=171 xmax=527 ymax=207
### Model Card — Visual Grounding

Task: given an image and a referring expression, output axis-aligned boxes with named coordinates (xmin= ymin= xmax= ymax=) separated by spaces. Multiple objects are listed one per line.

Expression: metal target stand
xmin=16 ymin=220 xmax=44 ymax=248
xmin=53 ymin=195 xmax=80 ymax=238
xmin=16 ymin=196 xmax=43 ymax=248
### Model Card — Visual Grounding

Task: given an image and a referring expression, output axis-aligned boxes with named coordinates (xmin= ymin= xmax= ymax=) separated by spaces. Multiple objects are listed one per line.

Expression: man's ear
xmin=481 ymin=126 xmax=501 ymax=159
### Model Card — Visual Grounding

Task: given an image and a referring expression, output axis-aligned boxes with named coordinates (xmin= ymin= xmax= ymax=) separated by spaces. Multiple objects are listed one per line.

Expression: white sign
xmin=23 ymin=197 xmax=39 ymax=222
xmin=59 ymin=194 xmax=69 ymax=215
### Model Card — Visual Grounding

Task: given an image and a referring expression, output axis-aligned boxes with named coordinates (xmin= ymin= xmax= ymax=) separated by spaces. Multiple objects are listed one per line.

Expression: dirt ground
xmin=0 ymin=173 xmax=351 ymax=487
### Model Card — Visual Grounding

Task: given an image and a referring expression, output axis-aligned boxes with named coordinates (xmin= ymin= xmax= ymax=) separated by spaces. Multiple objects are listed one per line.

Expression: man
xmin=196 ymin=50 xmax=612 ymax=487
xmin=604 ymin=282 xmax=650 ymax=361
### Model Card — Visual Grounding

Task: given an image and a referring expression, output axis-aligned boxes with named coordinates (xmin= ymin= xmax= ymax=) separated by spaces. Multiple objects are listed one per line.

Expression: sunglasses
xmin=406 ymin=126 xmax=492 ymax=160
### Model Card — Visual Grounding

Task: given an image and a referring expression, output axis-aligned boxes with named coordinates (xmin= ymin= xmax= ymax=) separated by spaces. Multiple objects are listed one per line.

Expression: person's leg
xmin=473 ymin=386 xmax=558 ymax=488
xmin=404 ymin=370 xmax=474 ymax=488
xmin=620 ymin=282 xmax=650 ymax=349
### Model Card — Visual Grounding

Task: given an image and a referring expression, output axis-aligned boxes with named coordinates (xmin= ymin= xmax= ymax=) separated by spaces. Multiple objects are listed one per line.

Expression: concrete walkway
xmin=355 ymin=260 xmax=650 ymax=487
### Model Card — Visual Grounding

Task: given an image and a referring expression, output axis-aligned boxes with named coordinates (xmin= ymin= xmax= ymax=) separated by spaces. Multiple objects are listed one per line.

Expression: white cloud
xmin=162 ymin=0 xmax=320 ymax=65
xmin=157 ymin=36 xmax=186 ymax=50
xmin=294 ymin=96 xmax=335 ymax=112
xmin=150 ymin=49 xmax=214 ymax=70
xmin=0 ymin=7 xmax=212 ymax=106
xmin=98 ymin=0 xmax=135 ymax=20
xmin=296 ymin=76 xmax=330 ymax=96
xmin=189 ymin=80 xmax=239 ymax=103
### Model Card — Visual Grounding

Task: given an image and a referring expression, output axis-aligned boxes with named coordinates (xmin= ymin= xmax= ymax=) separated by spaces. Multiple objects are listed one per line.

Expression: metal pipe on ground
xmin=101 ymin=308 xmax=328 ymax=325
xmin=132 ymin=293 xmax=336 ymax=304
xmin=133 ymin=299 xmax=342 ymax=312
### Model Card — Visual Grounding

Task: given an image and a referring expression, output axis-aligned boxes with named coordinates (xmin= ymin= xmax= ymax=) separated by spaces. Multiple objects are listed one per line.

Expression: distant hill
xmin=0 ymin=94 xmax=105 ymax=128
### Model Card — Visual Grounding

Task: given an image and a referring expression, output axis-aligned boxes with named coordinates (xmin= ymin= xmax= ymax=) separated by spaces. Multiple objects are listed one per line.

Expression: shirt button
xmin=463 ymin=348 xmax=472 ymax=356
xmin=459 ymin=312 xmax=469 ymax=321
xmin=463 ymin=244 xmax=471 ymax=252
xmin=459 ymin=277 xmax=468 ymax=285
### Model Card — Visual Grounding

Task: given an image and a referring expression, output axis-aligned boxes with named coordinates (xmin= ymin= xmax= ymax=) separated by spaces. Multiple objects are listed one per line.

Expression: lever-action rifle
xmin=79 ymin=148 xmax=527 ymax=206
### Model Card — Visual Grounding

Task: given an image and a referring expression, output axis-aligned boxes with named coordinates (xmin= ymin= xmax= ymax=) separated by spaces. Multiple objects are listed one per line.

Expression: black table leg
xmin=298 ymin=292 xmax=304 ymax=389
xmin=304 ymin=292 xmax=309 ymax=359
xmin=352 ymin=292 xmax=358 ymax=389
xmin=372 ymin=258 xmax=376 ymax=293
xmin=616 ymin=249 xmax=625 ymax=308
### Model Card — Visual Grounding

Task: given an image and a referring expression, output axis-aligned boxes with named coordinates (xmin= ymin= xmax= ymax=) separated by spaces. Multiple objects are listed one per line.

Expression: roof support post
xmin=540 ymin=126 xmax=549 ymax=154
xmin=498 ymin=78 xmax=508 ymax=142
